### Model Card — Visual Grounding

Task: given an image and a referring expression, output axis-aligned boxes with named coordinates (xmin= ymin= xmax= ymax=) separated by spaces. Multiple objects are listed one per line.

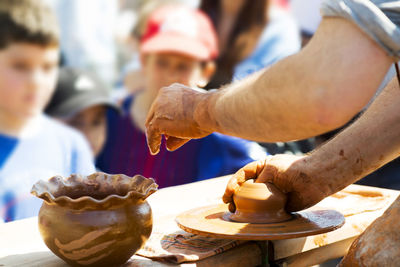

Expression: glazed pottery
xmin=31 ymin=172 xmax=158 ymax=267
xmin=230 ymin=180 xmax=292 ymax=223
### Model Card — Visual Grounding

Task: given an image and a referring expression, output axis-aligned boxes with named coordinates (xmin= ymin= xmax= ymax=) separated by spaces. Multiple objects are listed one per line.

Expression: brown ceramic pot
xmin=31 ymin=172 xmax=158 ymax=267
xmin=230 ymin=180 xmax=292 ymax=223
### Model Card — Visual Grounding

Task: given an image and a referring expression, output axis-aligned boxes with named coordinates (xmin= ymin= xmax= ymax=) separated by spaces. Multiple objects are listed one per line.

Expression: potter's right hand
xmin=145 ymin=83 xmax=217 ymax=155
xmin=222 ymin=154 xmax=329 ymax=213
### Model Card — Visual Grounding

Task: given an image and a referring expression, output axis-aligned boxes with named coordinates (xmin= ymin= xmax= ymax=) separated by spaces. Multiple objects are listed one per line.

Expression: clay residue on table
xmin=316 ymin=188 xmax=390 ymax=217
xmin=313 ymin=233 xmax=328 ymax=246
xmin=332 ymin=190 xmax=383 ymax=199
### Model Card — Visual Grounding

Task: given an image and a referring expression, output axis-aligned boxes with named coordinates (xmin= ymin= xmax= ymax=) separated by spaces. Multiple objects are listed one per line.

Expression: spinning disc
xmin=176 ymin=204 xmax=345 ymax=240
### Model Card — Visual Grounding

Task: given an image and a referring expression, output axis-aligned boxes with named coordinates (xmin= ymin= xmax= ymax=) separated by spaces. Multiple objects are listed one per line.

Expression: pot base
xmin=230 ymin=209 xmax=293 ymax=224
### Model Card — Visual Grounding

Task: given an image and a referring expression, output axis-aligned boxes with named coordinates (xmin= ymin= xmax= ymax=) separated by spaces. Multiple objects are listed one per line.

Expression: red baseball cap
xmin=140 ymin=5 xmax=218 ymax=61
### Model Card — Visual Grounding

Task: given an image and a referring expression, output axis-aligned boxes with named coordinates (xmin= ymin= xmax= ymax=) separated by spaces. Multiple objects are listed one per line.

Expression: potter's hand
xmin=145 ymin=83 xmax=216 ymax=155
xmin=222 ymin=154 xmax=329 ymax=213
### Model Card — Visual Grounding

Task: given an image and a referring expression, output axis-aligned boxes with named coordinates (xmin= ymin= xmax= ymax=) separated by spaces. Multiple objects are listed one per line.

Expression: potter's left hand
xmin=222 ymin=154 xmax=329 ymax=213
xmin=145 ymin=83 xmax=216 ymax=155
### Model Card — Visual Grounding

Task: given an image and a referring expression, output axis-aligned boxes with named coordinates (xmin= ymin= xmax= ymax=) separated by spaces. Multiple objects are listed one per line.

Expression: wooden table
xmin=0 ymin=176 xmax=399 ymax=267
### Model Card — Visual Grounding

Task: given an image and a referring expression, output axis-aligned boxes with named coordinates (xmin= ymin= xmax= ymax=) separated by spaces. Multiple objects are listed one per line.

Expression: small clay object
xmin=31 ymin=172 xmax=158 ymax=267
xmin=230 ymin=180 xmax=292 ymax=223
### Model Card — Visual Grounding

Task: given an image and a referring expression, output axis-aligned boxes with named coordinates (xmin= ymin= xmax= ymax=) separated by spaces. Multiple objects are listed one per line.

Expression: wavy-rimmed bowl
xmin=31 ymin=172 xmax=158 ymax=267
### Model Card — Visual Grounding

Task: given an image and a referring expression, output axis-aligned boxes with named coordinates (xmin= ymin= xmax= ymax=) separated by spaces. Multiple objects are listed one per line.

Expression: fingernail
xmin=150 ymin=149 xmax=159 ymax=155
xmin=149 ymin=145 xmax=159 ymax=155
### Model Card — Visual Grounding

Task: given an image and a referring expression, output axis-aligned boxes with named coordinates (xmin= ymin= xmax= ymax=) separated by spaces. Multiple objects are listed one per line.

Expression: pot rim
xmin=31 ymin=172 xmax=158 ymax=209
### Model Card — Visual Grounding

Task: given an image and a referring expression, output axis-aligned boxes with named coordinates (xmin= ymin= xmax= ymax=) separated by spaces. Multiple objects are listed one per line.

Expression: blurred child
xmin=96 ymin=5 xmax=266 ymax=188
xmin=46 ymin=67 xmax=119 ymax=157
xmin=123 ymin=0 xmax=182 ymax=96
xmin=0 ymin=0 xmax=94 ymax=222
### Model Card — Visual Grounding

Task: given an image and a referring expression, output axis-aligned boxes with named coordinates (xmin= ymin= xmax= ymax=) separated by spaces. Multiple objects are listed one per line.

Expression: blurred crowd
xmin=1 ymin=0 xmax=397 ymax=223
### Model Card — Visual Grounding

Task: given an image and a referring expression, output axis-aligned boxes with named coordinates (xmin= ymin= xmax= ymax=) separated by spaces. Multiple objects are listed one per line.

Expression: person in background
xmin=122 ymin=0 xmax=184 ymax=97
xmin=200 ymin=0 xmax=314 ymax=155
xmin=46 ymin=67 xmax=119 ymax=157
xmin=200 ymin=0 xmax=300 ymax=88
xmin=289 ymin=0 xmax=322 ymax=47
xmin=96 ymin=4 xmax=266 ymax=188
xmin=0 ymin=0 xmax=94 ymax=222
xmin=48 ymin=0 xmax=118 ymax=86
xmin=144 ymin=1 xmax=400 ymax=264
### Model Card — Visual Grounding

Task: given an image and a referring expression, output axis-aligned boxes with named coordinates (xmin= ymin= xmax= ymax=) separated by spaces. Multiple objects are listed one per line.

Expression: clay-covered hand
xmin=222 ymin=154 xmax=329 ymax=213
xmin=145 ymin=83 xmax=215 ymax=155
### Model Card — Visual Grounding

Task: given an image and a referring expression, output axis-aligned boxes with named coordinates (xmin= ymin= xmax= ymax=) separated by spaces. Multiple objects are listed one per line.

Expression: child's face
xmin=0 ymin=43 xmax=59 ymax=120
xmin=142 ymin=53 xmax=205 ymax=99
xmin=65 ymin=105 xmax=107 ymax=157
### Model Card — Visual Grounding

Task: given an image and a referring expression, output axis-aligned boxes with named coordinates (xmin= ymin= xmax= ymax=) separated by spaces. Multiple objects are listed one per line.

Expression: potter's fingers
xmin=145 ymin=110 xmax=155 ymax=127
xmin=166 ymin=136 xmax=190 ymax=151
xmin=222 ymin=191 xmax=233 ymax=205
xmin=222 ymin=176 xmax=241 ymax=204
xmin=145 ymin=99 xmax=157 ymax=127
xmin=144 ymin=102 xmax=161 ymax=154
xmin=223 ymin=160 xmax=267 ymax=207
xmin=145 ymin=124 xmax=162 ymax=155
xmin=228 ymin=202 xmax=236 ymax=213
xmin=222 ymin=161 xmax=263 ymax=201
xmin=254 ymin=157 xmax=277 ymax=184
xmin=239 ymin=160 xmax=266 ymax=183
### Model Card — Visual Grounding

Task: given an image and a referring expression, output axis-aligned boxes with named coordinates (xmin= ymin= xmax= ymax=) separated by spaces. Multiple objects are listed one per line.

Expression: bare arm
xmin=146 ymin=17 xmax=393 ymax=154
xmin=223 ymin=76 xmax=400 ymax=212
xmin=203 ymin=17 xmax=393 ymax=141
xmin=304 ymin=76 xmax=400 ymax=195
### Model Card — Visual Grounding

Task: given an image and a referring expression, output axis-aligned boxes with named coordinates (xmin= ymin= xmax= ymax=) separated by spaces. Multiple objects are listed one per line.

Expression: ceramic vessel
xmin=230 ymin=180 xmax=292 ymax=223
xmin=31 ymin=172 xmax=158 ymax=267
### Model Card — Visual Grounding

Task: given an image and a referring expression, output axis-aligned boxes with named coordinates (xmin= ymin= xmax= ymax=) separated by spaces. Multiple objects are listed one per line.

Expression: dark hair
xmin=0 ymin=0 xmax=59 ymax=49
xmin=200 ymin=0 xmax=269 ymax=88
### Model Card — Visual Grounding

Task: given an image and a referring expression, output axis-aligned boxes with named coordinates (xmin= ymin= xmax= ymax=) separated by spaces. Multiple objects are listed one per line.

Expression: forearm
xmin=197 ymin=18 xmax=392 ymax=142
xmin=304 ymin=77 xmax=400 ymax=195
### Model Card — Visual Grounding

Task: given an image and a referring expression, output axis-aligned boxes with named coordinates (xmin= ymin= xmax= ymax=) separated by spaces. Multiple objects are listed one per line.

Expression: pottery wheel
xmin=176 ymin=204 xmax=345 ymax=240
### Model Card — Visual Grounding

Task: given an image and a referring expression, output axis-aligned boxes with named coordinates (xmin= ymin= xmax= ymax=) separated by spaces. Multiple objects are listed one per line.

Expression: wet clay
xmin=230 ymin=180 xmax=292 ymax=223
xmin=31 ymin=172 xmax=158 ymax=267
